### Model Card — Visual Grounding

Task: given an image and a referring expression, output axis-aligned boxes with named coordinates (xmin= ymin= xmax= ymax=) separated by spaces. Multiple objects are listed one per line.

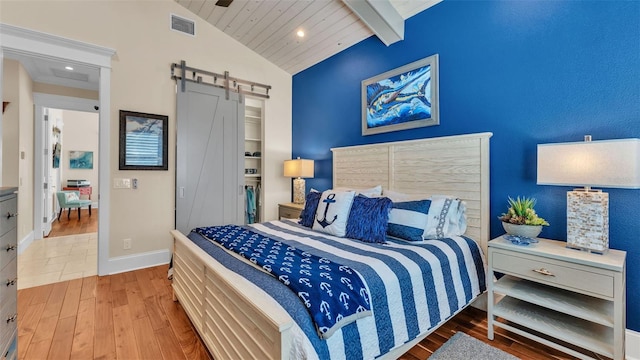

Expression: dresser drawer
xmin=0 ymin=228 xmax=17 ymax=270
xmin=0 ymin=296 xmax=17 ymax=352
xmin=0 ymin=197 xmax=17 ymax=237
xmin=0 ymin=257 xmax=17 ymax=306
xmin=491 ymin=250 xmax=614 ymax=298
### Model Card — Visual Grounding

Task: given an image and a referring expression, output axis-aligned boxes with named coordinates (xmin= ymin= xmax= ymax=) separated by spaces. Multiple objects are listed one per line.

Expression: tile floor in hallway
xmin=17 ymin=232 xmax=97 ymax=289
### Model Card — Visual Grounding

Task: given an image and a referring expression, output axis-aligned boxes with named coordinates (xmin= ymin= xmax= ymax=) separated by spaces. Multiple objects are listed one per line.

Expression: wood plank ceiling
xmin=175 ymin=0 xmax=441 ymax=75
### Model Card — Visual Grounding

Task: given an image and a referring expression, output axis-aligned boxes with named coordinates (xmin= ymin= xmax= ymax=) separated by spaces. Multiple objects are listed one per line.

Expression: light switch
xmin=113 ymin=178 xmax=131 ymax=189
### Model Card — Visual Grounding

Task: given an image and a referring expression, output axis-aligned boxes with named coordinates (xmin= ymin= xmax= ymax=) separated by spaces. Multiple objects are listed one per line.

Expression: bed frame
xmin=171 ymin=132 xmax=493 ymax=359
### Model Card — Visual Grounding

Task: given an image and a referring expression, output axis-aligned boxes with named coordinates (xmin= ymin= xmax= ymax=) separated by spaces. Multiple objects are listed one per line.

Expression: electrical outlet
xmin=123 ymin=238 xmax=132 ymax=250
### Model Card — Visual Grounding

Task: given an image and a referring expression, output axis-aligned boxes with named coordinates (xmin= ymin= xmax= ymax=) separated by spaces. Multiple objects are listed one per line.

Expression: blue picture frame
xmin=362 ymin=54 xmax=439 ymax=136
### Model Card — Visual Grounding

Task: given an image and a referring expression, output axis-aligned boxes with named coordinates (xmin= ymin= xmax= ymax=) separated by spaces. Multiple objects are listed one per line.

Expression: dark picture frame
xmin=119 ymin=110 xmax=168 ymax=170
xmin=362 ymin=54 xmax=439 ymax=136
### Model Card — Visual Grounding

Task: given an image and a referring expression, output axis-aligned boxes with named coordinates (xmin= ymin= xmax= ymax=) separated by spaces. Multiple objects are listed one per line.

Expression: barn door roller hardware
xmin=171 ymin=60 xmax=271 ymax=101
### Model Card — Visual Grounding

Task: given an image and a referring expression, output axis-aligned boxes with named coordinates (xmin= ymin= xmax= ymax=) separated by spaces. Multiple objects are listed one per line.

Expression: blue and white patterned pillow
xmin=423 ymin=196 xmax=467 ymax=239
xmin=387 ymin=199 xmax=431 ymax=241
xmin=312 ymin=190 xmax=356 ymax=237
xmin=345 ymin=195 xmax=393 ymax=243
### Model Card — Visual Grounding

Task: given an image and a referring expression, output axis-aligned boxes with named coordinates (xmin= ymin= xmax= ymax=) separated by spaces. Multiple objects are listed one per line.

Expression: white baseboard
xmin=628 ymin=329 xmax=640 ymax=360
xmin=106 ymin=249 xmax=171 ymax=275
xmin=17 ymin=231 xmax=34 ymax=254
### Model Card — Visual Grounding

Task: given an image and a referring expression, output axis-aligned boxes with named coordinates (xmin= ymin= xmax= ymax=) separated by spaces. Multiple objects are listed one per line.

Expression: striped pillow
xmin=387 ymin=200 xmax=431 ymax=241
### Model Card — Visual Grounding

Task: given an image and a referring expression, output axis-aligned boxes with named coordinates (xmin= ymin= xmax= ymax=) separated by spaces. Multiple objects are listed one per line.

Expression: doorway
xmin=42 ymin=107 xmax=100 ymax=238
xmin=0 ymin=23 xmax=114 ymax=276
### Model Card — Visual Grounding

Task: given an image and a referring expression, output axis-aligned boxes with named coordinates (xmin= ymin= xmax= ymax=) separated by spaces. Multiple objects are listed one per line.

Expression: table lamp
xmin=537 ymin=136 xmax=640 ymax=254
xmin=284 ymin=157 xmax=314 ymax=204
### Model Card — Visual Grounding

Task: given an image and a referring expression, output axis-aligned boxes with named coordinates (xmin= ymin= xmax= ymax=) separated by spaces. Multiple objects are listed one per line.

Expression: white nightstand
xmin=487 ymin=236 xmax=626 ymax=359
xmin=278 ymin=202 xmax=304 ymax=220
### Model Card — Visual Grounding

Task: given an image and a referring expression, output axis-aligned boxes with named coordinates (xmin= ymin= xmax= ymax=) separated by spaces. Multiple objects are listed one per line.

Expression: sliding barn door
xmin=176 ymin=82 xmax=245 ymax=234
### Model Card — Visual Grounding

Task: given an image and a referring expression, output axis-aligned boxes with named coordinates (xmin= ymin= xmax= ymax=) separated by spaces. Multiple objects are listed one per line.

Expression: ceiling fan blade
xmin=215 ymin=0 xmax=233 ymax=7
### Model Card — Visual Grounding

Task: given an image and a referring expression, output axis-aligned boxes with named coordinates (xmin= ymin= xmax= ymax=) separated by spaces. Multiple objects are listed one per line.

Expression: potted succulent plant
xmin=499 ymin=196 xmax=549 ymax=238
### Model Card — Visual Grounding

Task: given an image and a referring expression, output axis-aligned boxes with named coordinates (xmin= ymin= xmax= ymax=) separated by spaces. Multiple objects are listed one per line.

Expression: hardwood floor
xmin=47 ymin=208 xmax=98 ymax=237
xmin=18 ymin=265 xmax=211 ymax=360
xmin=18 ymin=265 xmax=584 ymax=360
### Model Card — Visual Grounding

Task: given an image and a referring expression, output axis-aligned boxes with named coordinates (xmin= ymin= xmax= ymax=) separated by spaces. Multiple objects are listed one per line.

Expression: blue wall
xmin=292 ymin=1 xmax=640 ymax=331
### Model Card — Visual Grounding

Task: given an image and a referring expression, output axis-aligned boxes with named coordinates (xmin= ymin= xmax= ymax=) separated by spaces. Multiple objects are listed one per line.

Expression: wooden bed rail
xmin=171 ymin=230 xmax=294 ymax=359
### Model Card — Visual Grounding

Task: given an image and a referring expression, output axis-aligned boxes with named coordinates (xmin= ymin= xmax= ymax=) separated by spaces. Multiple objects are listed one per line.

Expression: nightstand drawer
xmin=492 ymin=250 xmax=614 ymax=298
xmin=278 ymin=203 xmax=303 ymax=220
xmin=279 ymin=207 xmax=301 ymax=219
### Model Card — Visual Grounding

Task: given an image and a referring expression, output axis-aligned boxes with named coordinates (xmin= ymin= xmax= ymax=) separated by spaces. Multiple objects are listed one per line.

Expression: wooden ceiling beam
xmin=342 ymin=0 xmax=404 ymax=46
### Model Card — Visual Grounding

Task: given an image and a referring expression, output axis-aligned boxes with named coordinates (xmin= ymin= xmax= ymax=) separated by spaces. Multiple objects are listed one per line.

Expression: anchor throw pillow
xmin=312 ymin=190 xmax=356 ymax=237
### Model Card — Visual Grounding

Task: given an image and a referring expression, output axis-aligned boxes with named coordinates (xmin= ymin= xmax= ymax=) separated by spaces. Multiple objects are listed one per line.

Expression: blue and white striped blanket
xmin=187 ymin=220 xmax=486 ymax=359
xmin=195 ymin=225 xmax=372 ymax=338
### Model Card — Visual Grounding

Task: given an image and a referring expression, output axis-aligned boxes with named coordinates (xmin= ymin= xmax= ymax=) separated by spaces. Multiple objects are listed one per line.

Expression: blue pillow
xmin=387 ymin=200 xmax=431 ymax=241
xmin=298 ymin=191 xmax=322 ymax=227
xmin=345 ymin=195 xmax=393 ymax=243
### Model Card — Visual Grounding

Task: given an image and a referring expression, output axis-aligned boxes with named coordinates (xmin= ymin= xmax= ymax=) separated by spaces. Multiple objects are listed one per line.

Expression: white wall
xmin=59 ymin=109 xmax=99 ymax=205
xmin=0 ymin=0 xmax=292 ymax=262
xmin=2 ymin=59 xmax=34 ymax=240
xmin=1 ymin=60 xmax=19 ymax=187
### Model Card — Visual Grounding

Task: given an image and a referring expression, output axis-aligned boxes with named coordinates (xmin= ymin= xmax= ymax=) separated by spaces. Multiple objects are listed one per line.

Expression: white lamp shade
xmin=537 ymin=138 xmax=640 ymax=189
xmin=284 ymin=158 xmax=314 ymax=178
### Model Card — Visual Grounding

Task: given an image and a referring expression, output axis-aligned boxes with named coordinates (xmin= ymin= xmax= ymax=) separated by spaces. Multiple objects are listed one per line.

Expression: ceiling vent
xmin=171 ymin=14 xmax=195 ymax=36
xmin=215 ymin=0 xmax=233 ymax=7
xmin=51 ymin=68 xmax=89 ymax=82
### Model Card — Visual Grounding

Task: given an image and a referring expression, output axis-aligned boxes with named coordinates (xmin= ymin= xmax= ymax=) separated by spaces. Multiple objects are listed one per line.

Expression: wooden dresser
xmin=0 ymin=187 xmax=18 ymax=360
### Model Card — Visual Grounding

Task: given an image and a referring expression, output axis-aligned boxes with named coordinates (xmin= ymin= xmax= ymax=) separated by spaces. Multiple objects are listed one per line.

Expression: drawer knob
xmin=6 ymin=212 xmax=18 ymax=219
xmin=6 ymin=278 xmax=17 ymax=286
xmin=6 ymin=314 xmax=17 ymax=323
xmin=532 ymin=268 xmax=555 ymax=277
xmin=6 ymin=244 xmax=16 ymax=252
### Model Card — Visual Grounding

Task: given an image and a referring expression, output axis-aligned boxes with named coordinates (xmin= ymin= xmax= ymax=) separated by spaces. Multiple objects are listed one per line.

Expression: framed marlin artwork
xmin=361 ymin=54 xmax=439 ymax=136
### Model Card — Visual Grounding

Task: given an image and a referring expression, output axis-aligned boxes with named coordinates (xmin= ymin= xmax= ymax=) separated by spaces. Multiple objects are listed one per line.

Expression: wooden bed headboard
xmin=331 ymin=132 xmax=492 ymax=254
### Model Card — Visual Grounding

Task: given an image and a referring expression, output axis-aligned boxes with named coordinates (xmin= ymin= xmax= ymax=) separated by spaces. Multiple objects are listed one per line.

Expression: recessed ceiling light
xmin=296 ymin=30 xmax=305 ymax=38
xmin=65 ymin=66 xmax=74 ymax=71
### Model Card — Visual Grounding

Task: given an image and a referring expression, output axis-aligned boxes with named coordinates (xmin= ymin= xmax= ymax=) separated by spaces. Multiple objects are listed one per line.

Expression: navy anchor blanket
xmin=195 ymin=225 xmax=372 ymax=338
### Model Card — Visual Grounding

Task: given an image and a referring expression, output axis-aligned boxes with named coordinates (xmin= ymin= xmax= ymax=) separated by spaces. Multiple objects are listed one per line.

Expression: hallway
xmin=18 ymin=232 xmax=97 ymax=290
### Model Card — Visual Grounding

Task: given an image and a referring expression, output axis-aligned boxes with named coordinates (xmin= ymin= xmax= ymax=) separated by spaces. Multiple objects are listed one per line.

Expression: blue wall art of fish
xmin=366 ymin=66 xmax=432 ymax=129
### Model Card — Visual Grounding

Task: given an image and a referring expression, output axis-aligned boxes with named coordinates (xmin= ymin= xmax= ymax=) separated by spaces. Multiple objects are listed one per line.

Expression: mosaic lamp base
xmin=566 ymin=189 xmax=609 ymax=254
xmin=292 ymin=178 xmax=306 ymax=205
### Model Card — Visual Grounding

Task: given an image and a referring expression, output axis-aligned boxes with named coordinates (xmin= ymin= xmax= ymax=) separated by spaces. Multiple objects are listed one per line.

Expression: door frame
xmin=0 ymin=23 xmax=115 ymax=275
xmin=33 ymin=94 xmax=99 ymax=239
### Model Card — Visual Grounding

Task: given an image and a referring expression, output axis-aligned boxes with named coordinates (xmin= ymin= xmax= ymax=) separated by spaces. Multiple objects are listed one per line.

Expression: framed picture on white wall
xmin=119 ymin=110 xmax=169 ymax=170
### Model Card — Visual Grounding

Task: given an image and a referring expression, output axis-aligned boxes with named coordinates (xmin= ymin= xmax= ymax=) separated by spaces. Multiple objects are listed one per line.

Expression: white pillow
xmin=312 ymin=190 xmax=356 ymax=237
xmin=382 ymin=189 xmax=431 ymax=202
xmin=334 ymin=185 xmax=382 ymax=197
xmin=65 ymin=192 xmax=79 ymax=202
xmin=423 ymin=195 xmax=467 ymax=239
xmin=382 ymin=189 xmax=411 ymax=202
